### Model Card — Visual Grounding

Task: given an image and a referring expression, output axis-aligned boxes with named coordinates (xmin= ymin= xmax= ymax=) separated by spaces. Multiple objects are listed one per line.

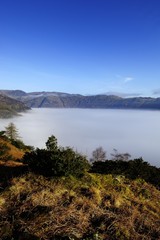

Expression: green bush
xmin=22 ymin=135 xmax=90 ymax=178
xmin=90 ymin=158 xmax=160 ymax=189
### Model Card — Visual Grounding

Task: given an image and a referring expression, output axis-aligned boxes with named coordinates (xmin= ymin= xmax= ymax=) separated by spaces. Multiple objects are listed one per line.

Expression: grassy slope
xmin=0 ymin=173 xmax=160 ymax=240
xmin=0 ymin=138 xmax=160 ymax=239
xmin=0 ymin=137 xmax=24 ymax=166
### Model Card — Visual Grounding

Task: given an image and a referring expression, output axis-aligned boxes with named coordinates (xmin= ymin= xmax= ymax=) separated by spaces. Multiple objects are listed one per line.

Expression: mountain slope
xmin=0 ymin=94 xmax=30 ymax=118
xmin=1 ymin=90 xmax=160 ymax=110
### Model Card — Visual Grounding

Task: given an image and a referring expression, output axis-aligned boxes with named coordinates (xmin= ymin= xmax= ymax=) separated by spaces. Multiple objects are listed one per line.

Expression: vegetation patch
xmin=0 ymin=128 xmax=160 ymax=239
xmin=0 ymin=173 xmax=160 ymax=240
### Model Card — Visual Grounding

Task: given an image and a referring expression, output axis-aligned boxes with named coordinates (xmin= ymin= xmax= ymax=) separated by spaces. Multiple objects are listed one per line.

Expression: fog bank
xmin=0 ymin=108 xmax=160 ymax=167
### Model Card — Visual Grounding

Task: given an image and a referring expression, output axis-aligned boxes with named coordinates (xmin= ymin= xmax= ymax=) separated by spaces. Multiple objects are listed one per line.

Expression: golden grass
xmin=0 ymin=138 xmax=24 ymax=166
xmin=0 ymin=173 xmax=160 ymax=239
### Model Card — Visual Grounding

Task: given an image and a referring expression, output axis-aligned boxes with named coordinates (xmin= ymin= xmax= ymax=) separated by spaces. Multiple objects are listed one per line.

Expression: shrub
xmin=57 ymin=147 xmax=90 ymax=177
xmin=90 ymin=158 xmax=160 ymax=189
xmin=22 ymin=136 xmax=90 ymax=178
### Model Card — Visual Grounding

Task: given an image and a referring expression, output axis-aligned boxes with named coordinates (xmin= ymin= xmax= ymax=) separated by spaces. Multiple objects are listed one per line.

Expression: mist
xmin=0 ymin=108 xmax=160 ymax=167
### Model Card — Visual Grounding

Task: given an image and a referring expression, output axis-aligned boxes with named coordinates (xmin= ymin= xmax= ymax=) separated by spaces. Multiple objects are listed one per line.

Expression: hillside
xmin=0 ymin=137 xmax=24 ymax=166
xmin=0 ymin=135 xmax=160 ymax=239
xmin=0 ymin=93 xmax=30 ymax=118
xmin=1 ymin=90 xmax=160 ymax=110
xmin=0 ymin=173 xmax=160 ymax=240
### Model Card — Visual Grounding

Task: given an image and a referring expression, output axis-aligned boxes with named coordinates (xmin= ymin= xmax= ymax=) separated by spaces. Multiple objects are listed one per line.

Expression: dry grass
xmin=0 ymin=173 xmax=160 ymax=239
xmin=0 ymin=138 xmax=24 ymax=166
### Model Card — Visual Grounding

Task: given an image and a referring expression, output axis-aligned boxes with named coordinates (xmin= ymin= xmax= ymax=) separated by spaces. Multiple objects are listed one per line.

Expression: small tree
xmin=90 ymin=147 xmax=106 ymax=162
xmin=5 ymin=122 xmax=20 ymax=141
xmin=45 ymin=135 xmax=58 ymax=151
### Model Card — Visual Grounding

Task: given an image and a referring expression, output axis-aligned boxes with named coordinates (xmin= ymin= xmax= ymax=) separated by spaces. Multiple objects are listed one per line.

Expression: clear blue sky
xmin=0 ymin=0 xmax=160 ymax=97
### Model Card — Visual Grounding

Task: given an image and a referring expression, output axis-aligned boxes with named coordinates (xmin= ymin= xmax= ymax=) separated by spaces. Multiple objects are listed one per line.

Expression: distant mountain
xmin=0 ymin=93 xmax=30 ymax=118
xmin=1 ymin=90 xmax=160 ymax=110
xmin=0 ymin=90 xmax=27 ymax=98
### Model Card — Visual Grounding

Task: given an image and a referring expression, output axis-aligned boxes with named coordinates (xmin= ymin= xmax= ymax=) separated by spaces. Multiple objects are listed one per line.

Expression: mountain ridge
xmin=1 ymin=90 xmax=160 ymax=110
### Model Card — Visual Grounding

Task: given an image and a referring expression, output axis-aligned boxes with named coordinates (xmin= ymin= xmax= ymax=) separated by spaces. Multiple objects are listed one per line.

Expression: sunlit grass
xmin=0 ymin=172 xmax=160 ymax=239
xmin=0 ymin=138 xmax=25 ymax=169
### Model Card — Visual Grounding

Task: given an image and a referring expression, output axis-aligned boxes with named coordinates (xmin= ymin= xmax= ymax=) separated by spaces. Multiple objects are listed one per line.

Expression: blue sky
xmin=0 ymin=0 xmax=160 ymax=97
